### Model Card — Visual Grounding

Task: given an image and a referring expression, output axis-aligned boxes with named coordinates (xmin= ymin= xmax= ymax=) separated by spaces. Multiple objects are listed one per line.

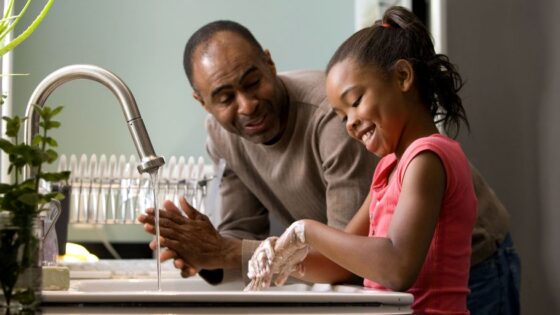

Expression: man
xmin=138 ymin=20 xmax=519 ymax=314
xmin=140 ymin=20 xmax=377 ymax=283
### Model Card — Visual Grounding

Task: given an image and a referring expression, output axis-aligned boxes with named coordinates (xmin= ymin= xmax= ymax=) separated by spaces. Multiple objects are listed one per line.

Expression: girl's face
xmin=326 ymin=58 xmax=411 ymax=158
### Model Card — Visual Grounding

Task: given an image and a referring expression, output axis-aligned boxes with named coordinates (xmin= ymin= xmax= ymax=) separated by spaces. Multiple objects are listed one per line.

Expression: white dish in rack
xmin=42 ymin=277 xmax=413 ymax=305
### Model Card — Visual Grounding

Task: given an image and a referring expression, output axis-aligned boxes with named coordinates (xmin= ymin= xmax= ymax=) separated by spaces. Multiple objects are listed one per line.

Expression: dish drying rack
xmin=54 ymin=154 xmax=224 ymax=225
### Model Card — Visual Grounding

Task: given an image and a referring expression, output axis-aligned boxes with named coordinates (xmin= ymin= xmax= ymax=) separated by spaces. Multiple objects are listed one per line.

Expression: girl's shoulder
xmin=402 ymin=134 xmax=464 ymax=165
xmin=397 ymin=133 xmax=471 ymax=191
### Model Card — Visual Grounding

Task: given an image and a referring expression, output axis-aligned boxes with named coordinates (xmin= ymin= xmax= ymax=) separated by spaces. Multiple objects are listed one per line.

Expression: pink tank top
xmin=363 ymin=134 xmax=477 ymax=314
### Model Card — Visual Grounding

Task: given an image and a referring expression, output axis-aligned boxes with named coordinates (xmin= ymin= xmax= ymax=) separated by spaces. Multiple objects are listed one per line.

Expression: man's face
xmin=191 ymin=32 xmax=286 ymax=144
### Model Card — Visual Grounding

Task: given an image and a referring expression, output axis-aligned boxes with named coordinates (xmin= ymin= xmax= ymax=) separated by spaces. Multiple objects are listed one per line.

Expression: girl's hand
xmin=245 ymin=221 xmax=309 ymax=290
xmin=245 ymin=236 xmax=278 ymax=290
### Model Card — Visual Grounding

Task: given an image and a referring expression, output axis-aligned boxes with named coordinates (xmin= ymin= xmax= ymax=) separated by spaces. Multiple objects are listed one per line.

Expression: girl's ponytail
xmin=427 ymin=54 xmax=468 ymax=137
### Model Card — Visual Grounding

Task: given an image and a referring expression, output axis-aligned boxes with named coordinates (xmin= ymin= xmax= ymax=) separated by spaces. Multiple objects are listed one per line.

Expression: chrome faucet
xmin=23 ymin=64 xmax=165 ymax=177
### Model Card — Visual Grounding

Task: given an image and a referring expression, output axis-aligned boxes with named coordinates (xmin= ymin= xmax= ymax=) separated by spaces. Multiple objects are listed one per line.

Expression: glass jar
xmin=0 ymin=211 xmax=42 ymax=314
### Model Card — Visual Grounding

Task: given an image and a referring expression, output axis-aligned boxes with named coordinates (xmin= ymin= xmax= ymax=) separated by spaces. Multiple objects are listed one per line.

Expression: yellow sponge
xmin=42 ymin=266 xmax=70 ymax=291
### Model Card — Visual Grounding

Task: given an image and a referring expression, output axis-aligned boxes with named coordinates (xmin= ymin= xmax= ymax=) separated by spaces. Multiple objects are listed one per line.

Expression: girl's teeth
xmin=362 ymin=130 xmax=373 ymax=142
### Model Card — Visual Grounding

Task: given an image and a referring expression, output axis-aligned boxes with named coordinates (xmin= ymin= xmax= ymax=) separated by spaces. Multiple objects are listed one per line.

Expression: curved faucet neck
xmin=23 ymin=64 xmax=164 ymax=178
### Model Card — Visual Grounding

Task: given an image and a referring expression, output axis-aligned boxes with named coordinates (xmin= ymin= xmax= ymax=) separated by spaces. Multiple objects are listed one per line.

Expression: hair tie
xmin=382 ymin=23 xmax=390 ymax=28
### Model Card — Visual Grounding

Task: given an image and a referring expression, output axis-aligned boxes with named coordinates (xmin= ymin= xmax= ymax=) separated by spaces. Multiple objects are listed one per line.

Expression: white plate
xmin=42 ymin=277 xmax=413 ymax=305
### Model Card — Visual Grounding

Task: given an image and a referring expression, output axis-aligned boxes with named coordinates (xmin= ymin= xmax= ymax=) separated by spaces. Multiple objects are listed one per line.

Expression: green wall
xmin=12 ymin=0 xmax=354 ymax=161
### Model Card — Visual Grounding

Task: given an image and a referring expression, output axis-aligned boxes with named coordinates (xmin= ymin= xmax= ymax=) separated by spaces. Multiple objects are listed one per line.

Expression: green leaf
xmin=0 ymin=138 xmax=14 ymax=153
xmin=50 ymin=105 xmax=63 ymax=117
xmin=45 ymin=137 xmax=58 ymax=147
xmin=40 ymin=172 xmax=69 ymax=182
xmin=12 ymin=144 xmax=42 ymax=166
xmin=33 ymin=104 xmax=46 ymax=120
xmin=17 ymin=193 xmax=39 ymax=206
xmin=32 ymin=134 xmax=43 ymax=146
xmin=45 ymin=149 xmax=58 ymax=163
xmin=37 ymin=196 xmax=51 ymax=205
xmin=20 ymin=179 xmax=36 ymax=190
xmin=0 ymin=183 xmax=13 ymax=193
xmin=45 ymin=120 xmax=61 ymax=129
xmin=44 ymin=192 xmax=65 ymax=201
xmin=3 ymin=115 xmax=21 ymax=138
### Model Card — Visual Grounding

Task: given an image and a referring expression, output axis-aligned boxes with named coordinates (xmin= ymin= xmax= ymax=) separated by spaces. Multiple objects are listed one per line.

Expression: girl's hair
xmin=326 ymin=6 xmax=468 ymax=137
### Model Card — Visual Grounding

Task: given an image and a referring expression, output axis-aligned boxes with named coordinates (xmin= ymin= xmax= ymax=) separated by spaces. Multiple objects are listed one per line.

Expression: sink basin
xmin=70 ymin=277 xmax=243 ymax=292
xmin=42 ymin=276 xmax=413 ymax=306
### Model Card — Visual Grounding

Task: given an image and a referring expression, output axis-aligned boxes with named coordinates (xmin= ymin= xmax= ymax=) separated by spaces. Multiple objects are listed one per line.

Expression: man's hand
xmin=138 ymin=196 xmax=238 ymax=272
xmin=145 ymin=238 xmax=198 ymax=278
xmin=245 ymin=221 xmax=309 ymax=290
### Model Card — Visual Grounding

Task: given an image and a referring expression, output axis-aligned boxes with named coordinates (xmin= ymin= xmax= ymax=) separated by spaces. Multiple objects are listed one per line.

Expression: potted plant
xmin=0 ymin=0 xmax=65 ymax=313
xmin=0 ymin=102 xmax=69 ymax=312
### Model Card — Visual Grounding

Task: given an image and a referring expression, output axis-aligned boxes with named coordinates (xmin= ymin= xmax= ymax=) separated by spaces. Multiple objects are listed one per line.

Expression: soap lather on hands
xmin=245 ymin=221 xmax=309 ymax=291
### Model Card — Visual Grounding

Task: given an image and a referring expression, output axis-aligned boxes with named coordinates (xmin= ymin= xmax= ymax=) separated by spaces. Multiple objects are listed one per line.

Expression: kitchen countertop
xmin=41 ymin=263 xmax=413 ymax=314
xmin=42 ymin=304 xmax=412 ymax=315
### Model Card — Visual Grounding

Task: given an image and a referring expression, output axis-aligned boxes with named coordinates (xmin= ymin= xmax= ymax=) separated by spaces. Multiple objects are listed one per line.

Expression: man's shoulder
xmin=205 ymin=115 xmax=236 ymax=149
xmin=278 ymin=70 xmax=329 ymax=111
xmin=279 ymin=69 xmax=325 ymax=83
xmin=205 ymin=115 xmax=221 ymax=136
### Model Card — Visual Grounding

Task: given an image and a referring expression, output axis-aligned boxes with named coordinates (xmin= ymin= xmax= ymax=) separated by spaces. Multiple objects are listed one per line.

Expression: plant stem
xmin=13 ymin=135 xmax=18 ymax=186
xmin=33 ymin=119 xmax=49 ymax=212
xmin=0 ymin=0 xmax=54 ymax=57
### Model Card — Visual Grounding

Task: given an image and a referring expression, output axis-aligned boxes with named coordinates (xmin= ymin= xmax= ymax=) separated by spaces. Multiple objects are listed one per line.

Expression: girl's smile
xmin=326 ymin=58 xmax=438 ymax=158
xmin=326 ymin=58 xmax=406 ymax=158
xmin=355 ymin=123 xmax=376 ymax=146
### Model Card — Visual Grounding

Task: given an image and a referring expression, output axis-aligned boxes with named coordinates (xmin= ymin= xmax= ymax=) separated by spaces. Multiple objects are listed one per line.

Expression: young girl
xmin=246 ymin=6 xmax=477 ymax=314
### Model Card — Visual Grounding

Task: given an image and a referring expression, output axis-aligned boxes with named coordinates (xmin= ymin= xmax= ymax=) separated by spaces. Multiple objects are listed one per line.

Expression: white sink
xmin=42 ymin=276 xmax=413 ymax=306
xmin=70 ymin=277 xmax=243 ymax=292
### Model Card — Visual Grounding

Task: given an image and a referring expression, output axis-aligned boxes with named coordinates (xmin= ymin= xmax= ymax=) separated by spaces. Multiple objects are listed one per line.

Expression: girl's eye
xmin=341 ymin=116 xmax=347 ymax=122
xmin=352 ymin=96 xmax=362 ymax=108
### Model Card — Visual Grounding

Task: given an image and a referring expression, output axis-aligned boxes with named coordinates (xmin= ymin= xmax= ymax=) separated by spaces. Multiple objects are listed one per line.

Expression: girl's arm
xmin=303 ymin=152 xmax=446 ymax=291
xmin=299 ymin=192 xmax=372 ymax=284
